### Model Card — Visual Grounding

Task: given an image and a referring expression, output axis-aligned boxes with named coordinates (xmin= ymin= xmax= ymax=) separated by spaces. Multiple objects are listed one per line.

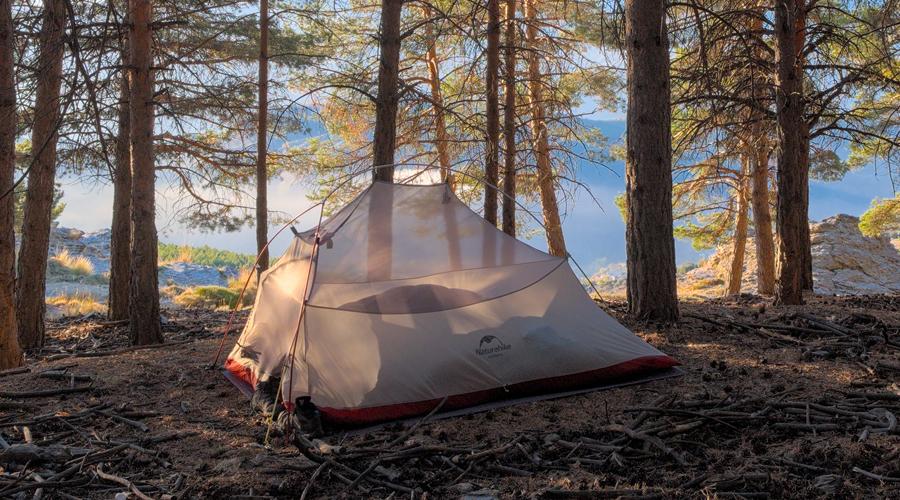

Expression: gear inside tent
xmin=224 ymin=181 xmax=679 ymax=426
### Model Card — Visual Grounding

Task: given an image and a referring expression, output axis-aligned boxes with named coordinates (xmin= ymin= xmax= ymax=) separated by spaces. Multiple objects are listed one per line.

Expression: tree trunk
xmin=751 ymin=147 xmax=775 ymax=295
xmin=0 ymin=0 xmax=22 ymax=369
xmin=623 ymin=0 xmax=679 ymax=321
xmin=747 ymin=2 xmax=775 ymax=296
xmin=523 ymin=0 xmax=565 ymax=256
xmin=484 ymin=0 xmax=500 ymax=225
xmin=726 ymin=159 xmax=750 ymax=296
xmin=773 ymin=0 xmax=806 ymax=305
xmin=128 ymin=0 xmax=162 ymax=345
xmin=108 ymin=64 xmax=132 ymax=321
xmin=15 ymin=0 xmax=66 ymax=349
xmin=422 ymin=5 xmax=452 ymax=188
xmin=372 ymin=0 xmax=403 ymax=182
xmin=501 ymin=0 xmax=517 ymax=237
xmin=256 ymin=0 xmax=269 ymax=273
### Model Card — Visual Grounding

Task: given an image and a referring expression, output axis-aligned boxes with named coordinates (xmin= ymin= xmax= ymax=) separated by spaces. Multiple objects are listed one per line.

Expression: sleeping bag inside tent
xmin=224 ymin=181 xmax=678 ymax=425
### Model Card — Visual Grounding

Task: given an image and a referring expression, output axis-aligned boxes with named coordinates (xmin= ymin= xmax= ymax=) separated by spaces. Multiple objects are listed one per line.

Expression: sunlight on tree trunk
xmin=16 ymin=0 xmax=66 ymax=349
xmin=523 ymin=0 xmax=565 ymax=256
xmin=129 ymin=0 xmax=162 ymax=345
xmin=422 ymin=5 xmax=452 ymax=189
xmin=372 ymin=0 xmax=403 ymax=182
xmin=108 ymin=63 xmax=132 ymax=321
xmin=624 ymin=0 xmax=679 ymax=321
xmin=774 ymin=0 xmax=807 ymax=305
xmin=501 ymin=0 xmax=517 ymax=237
xmin=726 ymin=158 xmax=750 ymax=296
xmin=0 ymin=0 xmax=22 ymax=369
xmin=751 ymin=147 xmax=776 ymax=296
xmin=256 ymin=0 xmax=270 ymax=274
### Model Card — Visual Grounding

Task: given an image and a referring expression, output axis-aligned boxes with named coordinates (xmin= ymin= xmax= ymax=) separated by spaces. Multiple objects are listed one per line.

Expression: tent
xmin=224 ymin=181 xmax=678 ymax=425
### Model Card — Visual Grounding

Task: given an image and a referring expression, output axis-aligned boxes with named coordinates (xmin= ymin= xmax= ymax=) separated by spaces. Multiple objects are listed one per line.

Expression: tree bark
xmin=108 ymin=62 xmax=132 ymax=321
xmin=623 ymin=0 xmax=679 ymax=321
xmin=422 ymin=5 xmax=452 ymax=188
xmin=773 ymin=0 xmax=806 ymax=305
xmin=128 ymin=0 xmax=162 ymax=345
xmin=751 ymin=147 xmax=775 ymax=295
xmin=256 ymin=0 xmax=269 ymax=273
xmin=372 ymin=0 xmax=403 ymax=182
xmin=501 ymin=0 xmax=517 ymax=237
xmin=523 ymin=0 xmax=565 ymax=256
xmin=0 ymin=0 xmax=22 ymax=369
xmin=484 ymin=0 xmax=500 ymax=225
xmin=15 ymin=0 xmax=66 ymax=349
xmin=726 ymin=159 xmax=750 ymax=296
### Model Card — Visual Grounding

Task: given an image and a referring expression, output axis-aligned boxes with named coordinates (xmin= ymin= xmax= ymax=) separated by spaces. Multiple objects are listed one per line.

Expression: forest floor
xmin=1 ymin=295 xmax=899 ymax=499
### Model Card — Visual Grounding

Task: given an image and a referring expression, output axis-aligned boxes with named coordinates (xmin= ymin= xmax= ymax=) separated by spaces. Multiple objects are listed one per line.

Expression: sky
xmin=56 ymin=119 xmax=896 ymax=276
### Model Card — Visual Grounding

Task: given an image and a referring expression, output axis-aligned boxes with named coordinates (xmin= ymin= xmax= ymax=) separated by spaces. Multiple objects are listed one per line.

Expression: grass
xmin=50 ymin=248 xmax=94 ymax=276
xmin=47 ymin=249 xmax=107 ymax=284
xmin=158 ymin=243 xmax=255 ymax=269
xmin=47 ymin=291 xmax=106 ymax=317
xmin=173 ymin=266 xmax=258 ymax=310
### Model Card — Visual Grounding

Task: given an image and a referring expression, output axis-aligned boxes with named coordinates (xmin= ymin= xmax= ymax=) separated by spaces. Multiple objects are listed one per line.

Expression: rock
xmin=450 ymin=482 xmax=477 ymax=493
xmin=158 ymin=261 xmax=230 ymax=287
xmin=677 ymin=214 xmax=900 ymax=296
xmin=212 ymin=456 xmax=244 ymax=473
xmin=35 ymin=225 xmax=239 ymax=298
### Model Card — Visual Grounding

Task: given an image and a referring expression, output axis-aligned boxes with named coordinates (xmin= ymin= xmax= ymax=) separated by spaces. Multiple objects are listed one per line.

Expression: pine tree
xmin=256 ymin=0 xmax=270 ymax=273
xmin=372 ymin=0 xmax=403 ymax=182
xmin=523 ymin=0 xmax=565 ymax=256
xmin=108 ymin=44 xmax=132 ymax=321
xmin=16 ymin=0 xmax=67 ymax=348
xmin=128 ymin=0 xmax=163 ymax=345
xmin=484 ymin=0 xmax=500 ymax=225
xmin=0 ymin=0 xmax=22 ymax=369
xmin=624 ymin=0 xmax=678 ymax=320
xmin=501 ymin=0 xmax=517 ymax=236
xmin=773 ymin=0 xmax=807 ymax=305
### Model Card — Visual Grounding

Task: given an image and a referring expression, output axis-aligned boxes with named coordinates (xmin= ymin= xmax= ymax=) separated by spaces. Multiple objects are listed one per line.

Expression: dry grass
xmin=49 ymin=248 xmax=94 ymax=276
xmin=227 ymin=266 xmax=258 ymax=300
xmin=173 ymin=266 xmax=257 ymax=310
xmin=46 ymin=291 xmax=106 ymax=317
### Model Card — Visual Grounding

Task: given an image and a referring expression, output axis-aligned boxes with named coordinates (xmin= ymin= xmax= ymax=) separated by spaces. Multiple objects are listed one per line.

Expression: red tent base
xmin=225 ymin=355 xmax=679 ymax=427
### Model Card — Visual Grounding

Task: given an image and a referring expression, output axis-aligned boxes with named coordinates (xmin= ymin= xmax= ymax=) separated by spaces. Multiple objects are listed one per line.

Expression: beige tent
xmin=225 ymin=181 xmax=677 ymax=425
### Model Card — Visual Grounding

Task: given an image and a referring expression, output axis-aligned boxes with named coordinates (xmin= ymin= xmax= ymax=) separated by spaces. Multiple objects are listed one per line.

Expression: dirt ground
xmin=1 ymin=294 xmax=899 ymax=499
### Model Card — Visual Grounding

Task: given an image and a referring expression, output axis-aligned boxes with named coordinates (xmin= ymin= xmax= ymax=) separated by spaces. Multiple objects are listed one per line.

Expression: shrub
xmin=228 ymin=266 xmax=258 ymax=299
xmin=158 ymin=242 xmax=255 ymax=268
xmin=47 ymin=291 xmax=106 ymax=317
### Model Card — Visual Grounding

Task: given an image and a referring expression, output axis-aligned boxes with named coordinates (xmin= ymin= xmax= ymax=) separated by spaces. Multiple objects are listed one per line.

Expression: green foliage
xmin=158 ymin=243 xmax=255 ymax=269
xmin=673 ymin=220 xmax=728 ymax=251
xmin=859 ymin=196 xmax=900 ymax=237
xmin=810 ymin=149 xmax=850 ymax=182
xmin=13 ymin=143 xmax=66 ymax=233
xmin=614 ymin=192 xmax=627 ymax=223
xmin=677 ymin=262 xmax=699 ymax=275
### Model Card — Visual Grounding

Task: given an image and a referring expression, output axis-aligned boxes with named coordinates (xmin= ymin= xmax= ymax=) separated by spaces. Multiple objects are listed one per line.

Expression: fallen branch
xmin=0 ymin=386 xmax=92 ymax=399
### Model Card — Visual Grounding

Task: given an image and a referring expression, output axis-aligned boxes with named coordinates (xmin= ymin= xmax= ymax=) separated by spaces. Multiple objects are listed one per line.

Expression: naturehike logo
xmin=476 ymin=335 xmax=511 ymax=357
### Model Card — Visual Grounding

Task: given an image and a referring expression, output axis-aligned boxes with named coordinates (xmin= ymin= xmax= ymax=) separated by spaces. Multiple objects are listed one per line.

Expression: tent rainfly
xmin=225 ymin=182 xmax=678 ymax=425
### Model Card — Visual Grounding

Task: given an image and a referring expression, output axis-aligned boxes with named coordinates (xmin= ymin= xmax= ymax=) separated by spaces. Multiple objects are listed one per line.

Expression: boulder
xmin=678 ymin=214 xmax=900 ymax=296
